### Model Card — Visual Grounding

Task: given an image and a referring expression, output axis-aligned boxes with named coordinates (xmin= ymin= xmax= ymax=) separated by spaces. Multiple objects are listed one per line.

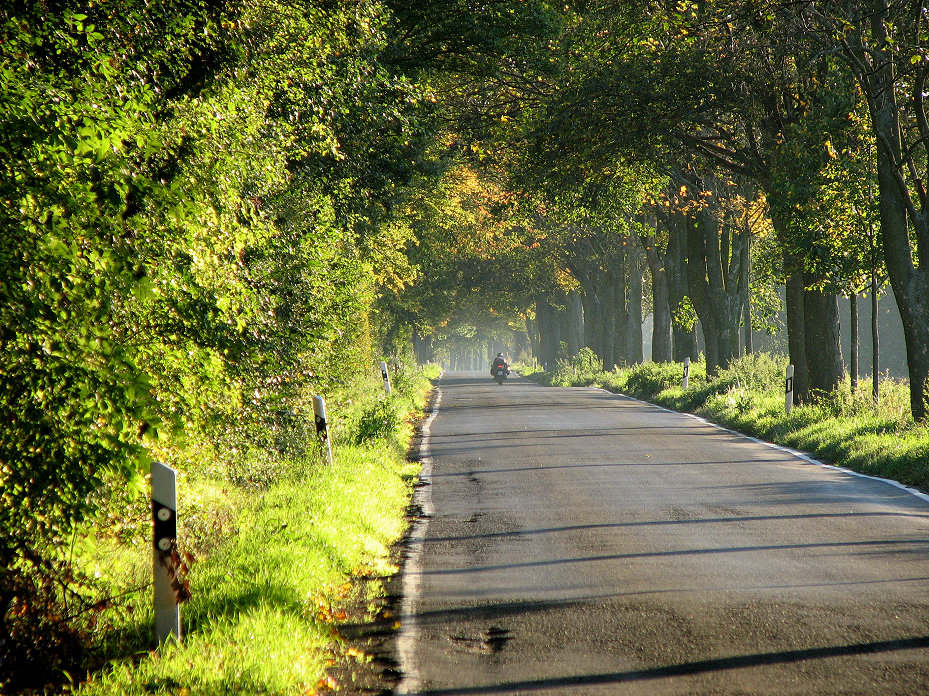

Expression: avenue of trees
xmin=410 ymin=1 xmax=927 ymax=421
xmin=3 ymin=0 xmax=929 ymax=686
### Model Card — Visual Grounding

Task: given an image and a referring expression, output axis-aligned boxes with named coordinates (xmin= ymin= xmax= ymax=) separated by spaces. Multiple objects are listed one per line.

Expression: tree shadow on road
xmin=413 ymin=635 xmax=929 ymax=694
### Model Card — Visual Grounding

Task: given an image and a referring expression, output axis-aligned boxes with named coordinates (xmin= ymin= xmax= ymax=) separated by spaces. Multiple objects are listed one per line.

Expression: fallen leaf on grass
xmin=315 ymin=675 xmax=338 ymax=691
xmin=345 ymin=646 xmax=367 ymax=660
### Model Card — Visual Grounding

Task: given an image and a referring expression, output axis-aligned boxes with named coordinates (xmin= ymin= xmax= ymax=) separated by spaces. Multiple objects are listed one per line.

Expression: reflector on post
xmin=152 ymin=461 xmax=181 ymax=644
xmin=313 ymin=395 xmax=333 ymax=465
xmin=379 ymin=361 xmax=392 ymax=395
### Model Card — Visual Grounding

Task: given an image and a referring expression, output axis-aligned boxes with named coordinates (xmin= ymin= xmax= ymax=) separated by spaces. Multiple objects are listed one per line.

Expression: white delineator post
xmin=379 ymin=361 xmax=392 ymax=395
xmin=152 ymin=461 xmax=181 ymax=644
xmin=313 ymin=395 xmax=333 ymax=465
xmin=785 ymin=364 xmax=795 ymax=414
xmin=683 ymin=357 xmax=690 ymax=390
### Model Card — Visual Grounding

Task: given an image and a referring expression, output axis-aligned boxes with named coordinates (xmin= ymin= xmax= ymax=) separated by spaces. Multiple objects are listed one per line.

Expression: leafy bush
xmin=623 ymin=360 xmax=689 ymax=396
xmin=545 ymin=347 xmax=605 ymax=387
xmin=353 ymin=397 xmax=404 ymax=446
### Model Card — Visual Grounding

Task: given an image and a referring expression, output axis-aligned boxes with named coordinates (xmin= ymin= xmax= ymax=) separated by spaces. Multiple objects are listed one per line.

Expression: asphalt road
xmin=396 ymin=372 xmax=929 ymax=695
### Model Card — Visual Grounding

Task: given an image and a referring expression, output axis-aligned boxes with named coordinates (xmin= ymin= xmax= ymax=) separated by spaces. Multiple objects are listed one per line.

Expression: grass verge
xmin=65 ymin=363 xmax=441 ymax=696
xmin=518 ymin=351 xmax=929 ymax=493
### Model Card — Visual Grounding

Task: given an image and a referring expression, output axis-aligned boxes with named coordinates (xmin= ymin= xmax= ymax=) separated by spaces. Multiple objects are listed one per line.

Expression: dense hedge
xmin=0 ymin=3 xmax=432 ymax=688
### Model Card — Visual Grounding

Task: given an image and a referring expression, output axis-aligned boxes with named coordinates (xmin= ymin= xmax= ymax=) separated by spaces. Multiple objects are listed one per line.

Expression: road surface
xmin=397 ymin=372 xmax=929 ymax=695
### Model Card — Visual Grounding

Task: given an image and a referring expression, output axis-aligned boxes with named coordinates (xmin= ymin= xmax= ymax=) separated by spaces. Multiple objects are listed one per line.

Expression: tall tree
xmin=787 ymin=0 xmax=929 ymax=419
xmin=528 ymin=1 xmax=859 ymax=393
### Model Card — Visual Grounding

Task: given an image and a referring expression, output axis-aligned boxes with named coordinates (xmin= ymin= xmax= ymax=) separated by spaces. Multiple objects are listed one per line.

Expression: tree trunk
xmin=743 ymin=233 xmax=753 ymax=355
xmin=576 ymin=269 xmax=607 ymax=366
xmin=872 ymin=277 xmax=880 ymax=404
xmin=625 ymin=250 xmax=644 ymax=364
xmin=651 ymin=264 xmax=672 ymax=363
xmin=866 ymin=5 xmax=929 ymax=421
xmin=783 ymin=270 xmax=810 ymax=403
xmin=803 ymin=283 xmax=844 ymax=395
xmin=642 ymin=226 xmax=672 ymax=363
xmin=603 ymin=278 xmax=618 ymax=370
xmin=768 ymin=201 xmax=811 ymax=404
xmin=565 ymin=290 xmax=584 ymax=357
xmin=526 ymin=315 xmax=540 ymax=363
xmin=686 ymin=206 xmax=719 ymax=371
xmin=850 ymin=293 xmax=859 ymax=392
xmin=684 ymin=175 xmax=746 ymax=374
xmin=536 ymin=297 xmax=563 ymax=369
xmin=665 ymin=211 xmax=697 ymax=361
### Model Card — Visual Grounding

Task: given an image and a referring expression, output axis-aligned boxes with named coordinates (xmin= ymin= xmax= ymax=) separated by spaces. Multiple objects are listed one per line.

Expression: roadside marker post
xmin=313 ymin=395 xmax=333 ymax=465
xmin=152 ymin=461 xmax=181 ymax=644
xmin=785 ymin=364 xmax=795 ymax=414
xmin=683 ymin=357 xmax=690 ymax=390
xmin=379 ymin=361 xmax=392 ymax=395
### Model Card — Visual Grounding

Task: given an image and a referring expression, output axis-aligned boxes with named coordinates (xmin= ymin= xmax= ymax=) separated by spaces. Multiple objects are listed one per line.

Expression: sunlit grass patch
xmin=83 ymin=607 xmax=331 ymax=696
xmin=73 ymin=365 xmax=437 ymax=695
xmin=76 ymin=441 xmax=415 ymax=696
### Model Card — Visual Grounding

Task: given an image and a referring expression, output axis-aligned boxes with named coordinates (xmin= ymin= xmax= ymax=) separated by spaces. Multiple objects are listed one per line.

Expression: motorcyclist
xmin=490 ymin=352 xmax=509 ymax=376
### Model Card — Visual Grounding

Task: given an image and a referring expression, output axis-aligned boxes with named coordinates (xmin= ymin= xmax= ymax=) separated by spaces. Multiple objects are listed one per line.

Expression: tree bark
xmin=684 ymin=174 xmax=747 ymax=374
xmin=624 ymin=246 xmax=644 ymax=364
xmin=665 ymin=210 xmax=697 ymax=361
xmin=768 ymin=202 xmax=811 ymax=404
xmin=536 ymin=297 xmax=563 ymax=369
xmin=526 ymin=315 xmax=540 ymax=363
xmin=603 ymin=275 xmax=619 ymax=369
xmin=565 ymin=290 xmax=584 ymax=357
xmin=686 ymin=206 xmax=719 ymax=371
xmin=862 ymin=1 xmax=929 ymax=421
xmin=803 ymin=283 xmax=844 ymax=395
xmin=650 ymin=263 xmax=672 ymax=363
xmin=872 ymin=277 xmax=880 ymax=404
xmin=783 ymin=269 xmax=810 ymax=404
xmin=743 ymin=233 xmax=753 ymax=355
xmin=850 ymin=293 xmax=859 ymax=392
xmin=575 ymin=269 xmax=604 ymax=365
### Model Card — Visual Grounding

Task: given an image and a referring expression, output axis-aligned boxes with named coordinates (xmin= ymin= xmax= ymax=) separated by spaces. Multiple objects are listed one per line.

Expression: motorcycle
xmin=492 ymin=364 xmax=509 ymax=384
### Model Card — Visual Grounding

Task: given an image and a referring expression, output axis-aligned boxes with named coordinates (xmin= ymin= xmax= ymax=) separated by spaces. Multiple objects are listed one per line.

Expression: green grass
xmin=64 ymin=364 xmax=439 ymax=696
xmin=77 ymin=446 xmax=414 ymax=696
xmin=518 ymin=352 xmax=929 ymax=493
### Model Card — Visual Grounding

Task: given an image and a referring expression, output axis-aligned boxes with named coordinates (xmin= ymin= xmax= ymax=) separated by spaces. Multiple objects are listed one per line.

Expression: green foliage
xmin=623 ymin=360 xmax=695 ymax=396
xmin=544 ymin=346 xmax=603 ymax=386
xmin=352 ymin=397 xmax=404 ymax=446
xmin=671 ymin=296 xmax=698 ymax=332
xmin=571 ymin=346 xmax=602 ymax=373
xmin=768 ymin=65 xmax=883 ymax=293
xmin=0 ymin=1 xmax=439 ymax=690
xmin=59 ymin=360 xmax=434 ymax=695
